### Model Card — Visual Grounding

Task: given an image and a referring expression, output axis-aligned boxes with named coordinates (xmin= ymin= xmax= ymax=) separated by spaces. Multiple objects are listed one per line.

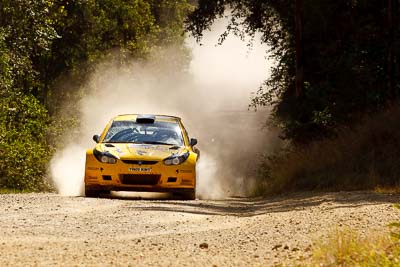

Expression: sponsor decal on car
xmin=128 ymin=144 xmax=170 ymax=152
xmin=179 ymin=170 xmax=193 ymax=174
xmin=136 ymin=150 xmax=147 ymax=156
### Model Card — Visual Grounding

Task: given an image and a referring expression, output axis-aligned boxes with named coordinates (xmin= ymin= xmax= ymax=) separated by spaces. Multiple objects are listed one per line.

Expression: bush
xmin=0 ymin=94 xmax=52 ymax=191
xmin=256 ymin=107 xmax=400 ymax=194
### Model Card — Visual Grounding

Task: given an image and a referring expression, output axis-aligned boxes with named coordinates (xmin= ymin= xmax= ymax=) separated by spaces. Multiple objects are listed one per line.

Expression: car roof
xmin=113 ymin=114 xmax=181 ymax=123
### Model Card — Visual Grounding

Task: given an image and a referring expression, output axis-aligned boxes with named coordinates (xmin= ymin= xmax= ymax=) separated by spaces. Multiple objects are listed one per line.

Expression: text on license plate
xmin=129 ymin=167 xmax=152 ymax=172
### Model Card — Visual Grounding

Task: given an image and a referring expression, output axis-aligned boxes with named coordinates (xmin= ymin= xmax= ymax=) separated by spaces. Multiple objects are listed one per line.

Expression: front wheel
xmin=85 ymin=187 xmax=109 ymax=198
xmin=181 ymin=189 xmax=196 ymax=200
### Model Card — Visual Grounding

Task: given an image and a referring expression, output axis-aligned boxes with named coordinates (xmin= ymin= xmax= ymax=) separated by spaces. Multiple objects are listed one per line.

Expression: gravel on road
xmin=0 ymin=191 xmax=399 ymax=266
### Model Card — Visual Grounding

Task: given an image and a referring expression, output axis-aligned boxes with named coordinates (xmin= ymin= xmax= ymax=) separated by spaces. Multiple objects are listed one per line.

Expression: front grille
xmin=120 ymin=174 xmax=161 ymax=185
xmin=121 ymin=160 xmax=159 ymax=165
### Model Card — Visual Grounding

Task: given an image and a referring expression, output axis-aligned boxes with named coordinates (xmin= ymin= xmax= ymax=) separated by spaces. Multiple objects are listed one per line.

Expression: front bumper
xmin=84 ymin=154 xmax=196 ymax=192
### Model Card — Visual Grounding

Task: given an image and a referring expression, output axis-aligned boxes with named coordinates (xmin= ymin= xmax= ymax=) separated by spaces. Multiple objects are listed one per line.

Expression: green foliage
xmin=0 ymin=0 xmax=58 ymax=96
xmin=0 ymin=94 xmax=51 ymax=191
xmin=49 ymin=0 xmax=157 ymax=71
xmin=0 ymin=30 xmax=12 ymax=92
xmin=0 ymin=0 xmax=57 ymax=191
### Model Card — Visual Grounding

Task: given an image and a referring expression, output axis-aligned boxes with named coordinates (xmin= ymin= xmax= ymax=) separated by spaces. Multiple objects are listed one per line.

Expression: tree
xmin=0 ymin=0 xmax=58 ymax=97
xmin=387 ymin=0 xmax=398 ymax=105
xmin=187 ymin=0 xmax=400 ymax=143
xmin=294 ymin=0 xmax=304 ymax=99
xmin=0 ymin=0 xmax=57 ymax=190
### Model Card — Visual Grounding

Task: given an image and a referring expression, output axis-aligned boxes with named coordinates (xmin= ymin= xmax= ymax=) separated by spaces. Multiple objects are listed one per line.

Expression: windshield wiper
xmin=103 ymin=141 xmax=138 ymax=144
xmin=142 ymin=141 xmax=175 ymax=146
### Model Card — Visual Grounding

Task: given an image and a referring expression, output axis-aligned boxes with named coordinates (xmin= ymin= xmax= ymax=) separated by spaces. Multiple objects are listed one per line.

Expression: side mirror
xmin=93 ymin=134 xmax=100 ymax=143
xmin=190 ymin=138 xmax=198 ymax=147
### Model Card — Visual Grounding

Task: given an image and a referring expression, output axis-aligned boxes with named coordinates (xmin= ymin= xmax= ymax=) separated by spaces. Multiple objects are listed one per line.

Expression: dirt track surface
xmin=0 ymin=191 xmax=399 ymax=266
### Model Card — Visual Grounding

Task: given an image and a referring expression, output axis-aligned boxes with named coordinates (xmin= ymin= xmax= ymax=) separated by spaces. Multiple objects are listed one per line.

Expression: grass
xmin=308 ymin=228 xmax=400 ymax=267
xmin=255 ymin=106 xmax=400 ymax=195
xmin=0 ymin=188 xmax=33 ymax=194
xmin=297 ymin=205 xmax=400 ymax=266
xmin=375 ymin=186 xmax=400 ymax=194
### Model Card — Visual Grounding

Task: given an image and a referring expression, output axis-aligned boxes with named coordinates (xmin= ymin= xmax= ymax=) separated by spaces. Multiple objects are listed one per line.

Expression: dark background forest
xmin=1 ymin=0 xmax=400 ymax=193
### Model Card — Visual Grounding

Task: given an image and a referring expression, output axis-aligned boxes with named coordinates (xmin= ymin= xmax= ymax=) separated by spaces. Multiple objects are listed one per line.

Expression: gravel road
xmin=0 ymin=191 xmax=399 ymax=266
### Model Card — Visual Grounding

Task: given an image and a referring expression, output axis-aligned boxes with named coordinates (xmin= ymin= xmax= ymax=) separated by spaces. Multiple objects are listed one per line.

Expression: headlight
xmin=93 ymin=149 xmax=118 ymax=164
xmin=164 ymin=152 xmax=190 ymax=165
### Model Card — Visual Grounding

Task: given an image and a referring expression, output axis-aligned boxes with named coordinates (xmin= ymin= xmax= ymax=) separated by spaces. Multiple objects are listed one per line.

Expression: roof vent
xmin=136 ymin=114 xmax=156 ymax=123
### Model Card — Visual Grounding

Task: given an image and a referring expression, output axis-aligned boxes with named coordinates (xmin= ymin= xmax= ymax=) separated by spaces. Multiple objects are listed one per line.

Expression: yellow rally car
xmin=84 ymin=114 xmax=199 ymax=199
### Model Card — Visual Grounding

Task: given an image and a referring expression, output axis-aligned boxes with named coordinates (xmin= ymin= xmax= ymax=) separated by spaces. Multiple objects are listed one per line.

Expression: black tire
xmin=181 ymin=189 xmax=196 ymax=200
xmin=85 ymin=187 xmax=110 ymax=198
xmin=85 ymin=187 xmax=100 ymax=198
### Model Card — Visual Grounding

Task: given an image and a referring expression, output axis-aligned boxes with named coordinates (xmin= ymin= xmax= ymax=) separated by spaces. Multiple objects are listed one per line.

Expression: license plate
xmin=129 ymin=167 xmax=152 ymax=172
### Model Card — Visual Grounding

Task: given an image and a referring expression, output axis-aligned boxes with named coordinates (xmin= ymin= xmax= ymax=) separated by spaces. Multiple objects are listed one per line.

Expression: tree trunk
xmin=295 ymin=0 xmax=304 ymax=98
xmin=387 ymin=0 xmax=396 ymax=105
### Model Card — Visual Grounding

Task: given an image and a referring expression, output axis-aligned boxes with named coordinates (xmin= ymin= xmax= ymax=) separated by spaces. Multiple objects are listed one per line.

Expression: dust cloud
xmin=50 ymin=19 xmax=274 ymax=199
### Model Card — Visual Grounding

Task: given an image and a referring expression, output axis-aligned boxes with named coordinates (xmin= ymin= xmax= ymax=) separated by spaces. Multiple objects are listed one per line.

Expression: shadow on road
xmin=102 ymin=191 xmax=400 ymax=217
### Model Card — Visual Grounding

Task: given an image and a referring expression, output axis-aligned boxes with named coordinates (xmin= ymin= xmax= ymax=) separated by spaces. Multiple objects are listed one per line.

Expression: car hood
xmin=94 ymin=143 xmax=188 ymax=161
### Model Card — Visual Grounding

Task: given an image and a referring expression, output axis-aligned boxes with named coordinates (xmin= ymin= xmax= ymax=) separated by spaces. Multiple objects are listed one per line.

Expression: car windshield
xmin=103 ymin=120 xmax=184 ymax=146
